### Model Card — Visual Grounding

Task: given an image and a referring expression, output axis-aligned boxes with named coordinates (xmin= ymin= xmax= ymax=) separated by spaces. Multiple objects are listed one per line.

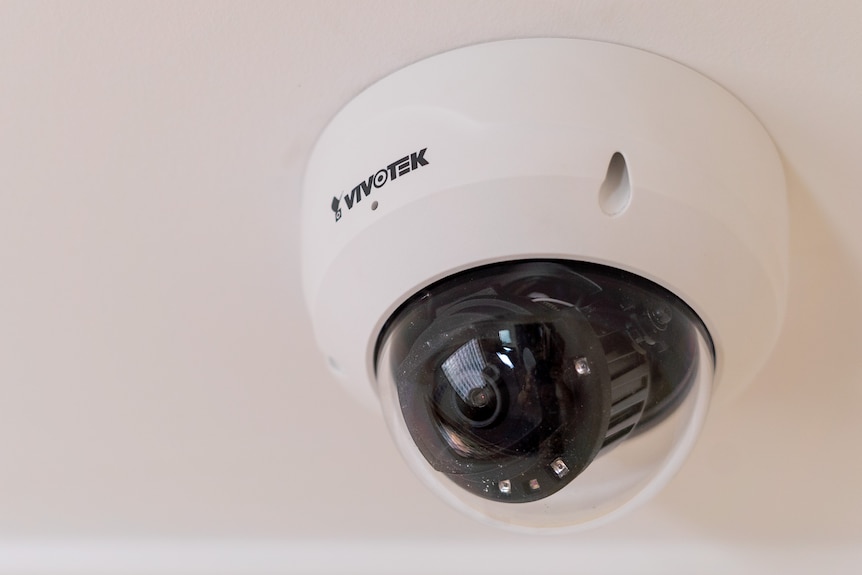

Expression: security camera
xmin=301 ymin=39 xmax=788 ymax=531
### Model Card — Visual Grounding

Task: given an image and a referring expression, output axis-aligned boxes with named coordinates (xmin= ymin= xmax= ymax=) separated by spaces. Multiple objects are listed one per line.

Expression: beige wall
xmin=0 ymin=1 xmax=860 ymax=572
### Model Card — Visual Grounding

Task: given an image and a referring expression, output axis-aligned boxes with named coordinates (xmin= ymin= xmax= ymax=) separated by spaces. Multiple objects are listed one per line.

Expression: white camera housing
xmin=301 ymin=39 xmax=787 ymax=531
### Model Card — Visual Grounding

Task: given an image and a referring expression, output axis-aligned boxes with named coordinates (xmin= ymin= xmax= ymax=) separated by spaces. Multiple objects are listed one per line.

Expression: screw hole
xmin=371 ymin=200 xmax=379 ymax=211
xmin=599 ymin=152 xmax=632 ymax=216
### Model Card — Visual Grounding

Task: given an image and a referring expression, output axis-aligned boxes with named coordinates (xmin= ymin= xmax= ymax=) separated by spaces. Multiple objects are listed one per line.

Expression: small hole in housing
xmin=327 ymin=356 xmax=342 ymax=374
xmin=371 ymin=200 xmax=379 ymax=211
xmin=599 ymin=152 xmax=632 ymax=216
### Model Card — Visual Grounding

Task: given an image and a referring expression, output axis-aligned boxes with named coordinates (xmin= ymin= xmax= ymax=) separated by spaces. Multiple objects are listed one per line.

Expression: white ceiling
xmin=1 ymin=1 xmax=861 ymax=573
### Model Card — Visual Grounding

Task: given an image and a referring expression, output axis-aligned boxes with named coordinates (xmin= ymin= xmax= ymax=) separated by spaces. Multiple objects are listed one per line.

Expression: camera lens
xmin=443 ymin=353 xmax=502 ymax=429
xmin=375 ymin=260 xmax=712 ymax=504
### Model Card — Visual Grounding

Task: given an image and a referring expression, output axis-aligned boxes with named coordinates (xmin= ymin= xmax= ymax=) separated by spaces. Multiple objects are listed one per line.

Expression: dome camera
xmin=301 ymin=39 xmax=788 ymax=531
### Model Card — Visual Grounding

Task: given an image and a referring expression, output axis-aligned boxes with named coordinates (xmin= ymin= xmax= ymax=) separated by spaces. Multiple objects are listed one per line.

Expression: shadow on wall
xmin=662 ymin=162 xmax=862 ymax=545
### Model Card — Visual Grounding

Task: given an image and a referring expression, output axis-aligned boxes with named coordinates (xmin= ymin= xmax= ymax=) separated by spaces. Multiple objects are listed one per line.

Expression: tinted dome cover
xmin=376 ymin=261 xmax=713 ymax=504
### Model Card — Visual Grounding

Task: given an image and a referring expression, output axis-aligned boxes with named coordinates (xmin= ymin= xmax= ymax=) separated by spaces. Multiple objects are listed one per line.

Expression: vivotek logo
xmin=331 ymin=148 xmax=429 ymax=222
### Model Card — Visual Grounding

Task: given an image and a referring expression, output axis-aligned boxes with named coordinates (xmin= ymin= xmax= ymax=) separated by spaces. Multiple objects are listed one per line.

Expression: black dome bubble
xmin=376 ymin=260 xmax=713 ymax=503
